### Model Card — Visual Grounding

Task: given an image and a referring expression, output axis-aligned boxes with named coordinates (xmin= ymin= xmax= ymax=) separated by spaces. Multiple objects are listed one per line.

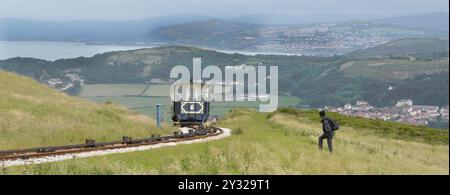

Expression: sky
xmin=0 ymin=0 xmax=448 ymax=21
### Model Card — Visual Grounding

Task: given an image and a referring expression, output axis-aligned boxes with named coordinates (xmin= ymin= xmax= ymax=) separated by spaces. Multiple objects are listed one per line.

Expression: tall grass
xmin=274 ymin=107 xmax=449 ymax=145
xmin=2 ymin=108 xmax=448 ymax=175
xmin=0 ymin=71 xmax=174 ymax=150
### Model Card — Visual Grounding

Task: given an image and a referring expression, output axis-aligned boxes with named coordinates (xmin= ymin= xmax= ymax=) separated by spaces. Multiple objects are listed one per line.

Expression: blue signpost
xmin=156 ymin=104 xmax=162 ymax=128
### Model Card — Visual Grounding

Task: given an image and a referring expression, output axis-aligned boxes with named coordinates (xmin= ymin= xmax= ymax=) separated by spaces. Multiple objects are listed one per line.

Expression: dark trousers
xmin=318 ymin=132 xmax=333 ymax=152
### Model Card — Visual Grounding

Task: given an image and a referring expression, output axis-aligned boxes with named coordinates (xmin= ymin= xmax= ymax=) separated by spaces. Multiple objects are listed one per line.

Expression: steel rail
xmin=0 ymin=127 xmax=222 ymax=161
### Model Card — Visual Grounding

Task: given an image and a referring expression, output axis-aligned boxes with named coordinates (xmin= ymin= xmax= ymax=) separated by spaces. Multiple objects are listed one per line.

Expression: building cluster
xmin=328 ymin=99 xmax=449 ymax=126
xmin=46 ymin=73 xmax=84 ymax=92
xmin=256 ymin=23 xmax=392 ymax=55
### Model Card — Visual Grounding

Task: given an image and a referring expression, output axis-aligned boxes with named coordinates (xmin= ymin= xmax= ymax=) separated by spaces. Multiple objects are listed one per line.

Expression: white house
xmin=344 ymin=103 xmax=352 ymax=110
xmin=396 ymin=99 xmax=413 ymax=107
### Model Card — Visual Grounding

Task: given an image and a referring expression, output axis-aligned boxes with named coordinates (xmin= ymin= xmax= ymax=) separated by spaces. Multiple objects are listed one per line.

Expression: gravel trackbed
xmin=0 ymin=128 xmax=231 ymax=167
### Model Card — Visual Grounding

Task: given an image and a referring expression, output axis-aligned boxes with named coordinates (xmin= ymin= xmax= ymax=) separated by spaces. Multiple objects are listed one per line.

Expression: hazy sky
xmin=0 ymin=0 xmax=448 ymax=21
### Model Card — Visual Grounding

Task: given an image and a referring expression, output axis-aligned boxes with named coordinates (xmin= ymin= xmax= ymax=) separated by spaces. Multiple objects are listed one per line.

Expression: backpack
xmin=327 ymin=118 xmax=339 ymax=131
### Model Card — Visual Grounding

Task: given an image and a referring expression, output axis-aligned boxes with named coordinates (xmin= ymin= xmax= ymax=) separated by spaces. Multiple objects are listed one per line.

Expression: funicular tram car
xmin=170 ymin=80 xmax=211 ymax=127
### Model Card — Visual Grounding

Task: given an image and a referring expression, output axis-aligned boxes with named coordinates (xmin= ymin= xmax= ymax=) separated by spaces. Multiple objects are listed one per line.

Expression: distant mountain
xmin=1 ymin=12 xmax=448 ymax=54
xmin=347 ymin=38 xmax=449 ymax=58
xmin=228 ymin=13 xmax=385 ymax=25
xmin=0 ymin=15 xmax=213 ymax=42
xmin=148 ymin=19 xmax=447 ymax=54
xmin=148 ymin=19 xmax=262 ymax=50
xmin=375 ymin=12 xmax=449 ymax=32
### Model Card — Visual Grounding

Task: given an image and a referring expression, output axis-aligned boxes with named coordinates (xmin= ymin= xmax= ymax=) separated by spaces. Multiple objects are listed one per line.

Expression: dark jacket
xmin=322 ymin=117 xmax=334 ymax=134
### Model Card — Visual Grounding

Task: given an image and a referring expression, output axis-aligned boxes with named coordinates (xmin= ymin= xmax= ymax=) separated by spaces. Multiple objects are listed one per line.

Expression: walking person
xmin=318 ymin=110 xmax=339 ymax=153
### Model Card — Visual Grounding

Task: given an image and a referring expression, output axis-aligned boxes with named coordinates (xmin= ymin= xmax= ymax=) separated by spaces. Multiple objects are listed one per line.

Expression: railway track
xmin=0 ymin=126 xmax=223 ymax=162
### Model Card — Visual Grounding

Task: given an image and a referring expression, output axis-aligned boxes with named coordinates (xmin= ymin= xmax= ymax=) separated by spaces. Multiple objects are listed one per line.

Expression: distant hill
xmin=0 ymin=70 xmax=171 ymax=150
xmin=0 ymin=15 xmax=213 ymax=42
xmin=228 ymin=13 xmax=384 ymax=25
xmin=229 ymin=13 xmax=449 ymax=29
xmin=149 ymin=19 xmax=262 ymax=49
xmin=2 ymin=13 xmax=447 ymax=54
xmin=376 ymin=12 xmax=449 ymax=32
xmin=347 ymin=38 xmax=449 ymax=58
xmin=0 ymin=45 xmax=448 ymax=107
xmin=147 ymin=18 xmax=447 ymax=53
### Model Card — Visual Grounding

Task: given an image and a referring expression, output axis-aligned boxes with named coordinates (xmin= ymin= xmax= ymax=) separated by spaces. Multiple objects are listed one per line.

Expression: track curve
xmin=1 ymin=127 xmax=231 ymax=167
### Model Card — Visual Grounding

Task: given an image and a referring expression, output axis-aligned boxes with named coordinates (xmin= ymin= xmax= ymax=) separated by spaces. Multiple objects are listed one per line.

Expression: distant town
xmin=256 ymin=23 xmax=392 ymax=55
xmin=326 ymin=99 xmax=449 ymax=127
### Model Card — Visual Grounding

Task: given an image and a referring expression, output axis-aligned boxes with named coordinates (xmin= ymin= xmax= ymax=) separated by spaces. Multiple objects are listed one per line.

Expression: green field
xmin=361 ymin=26 xmax=431 ymax=37
xmin=78 ymin=84 xmax=172 ymax=97
xmin=141 ymin=84 xmax=171 ymax=97
xmin=77 ymin=84 xmax=148 ymax=97
xmin=3 ymin=108 xmax=448 ymax=175
xmin=85 ymin=96 xmax=172 ymax=122
xmin=340 ymin=59 xmax=449 ymax=80
xmin=77 ymin=84 xmax=303 ymax=119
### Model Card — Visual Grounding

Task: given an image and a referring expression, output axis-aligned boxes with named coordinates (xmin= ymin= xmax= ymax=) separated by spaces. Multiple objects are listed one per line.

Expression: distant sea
xmin=217 ymin=49 xmax=303 ymax=56
xmin=0 ymin=41 xmax=309 ymax=61
xmin=0 ymin=41 xmax=152 ymax=61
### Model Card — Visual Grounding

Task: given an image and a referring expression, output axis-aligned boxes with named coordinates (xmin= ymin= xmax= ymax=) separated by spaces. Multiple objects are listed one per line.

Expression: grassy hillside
xmin=347 ymin=38 xmax=449 ymax=58
xmin=273 ymin=108 xmax=449 ymax=145
xmin=339 ymin=58 xmax=449 ymax=80
xmin=0 ymin=70 xmax=173 ymax=150
xmin=2 ymin=108 xmax=448 ymax=175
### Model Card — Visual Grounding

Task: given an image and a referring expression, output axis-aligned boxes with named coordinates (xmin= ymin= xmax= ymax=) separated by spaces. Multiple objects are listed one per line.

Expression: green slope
xmin=0 ymin=70 xmax=173 ymax=150
xmin=149 ymin=19 xmax=262 ymax=50
xmin=347 ymin=38 xmax=449 ymax=58
xmin=2 ymin=108 xmax=448 ymax=175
